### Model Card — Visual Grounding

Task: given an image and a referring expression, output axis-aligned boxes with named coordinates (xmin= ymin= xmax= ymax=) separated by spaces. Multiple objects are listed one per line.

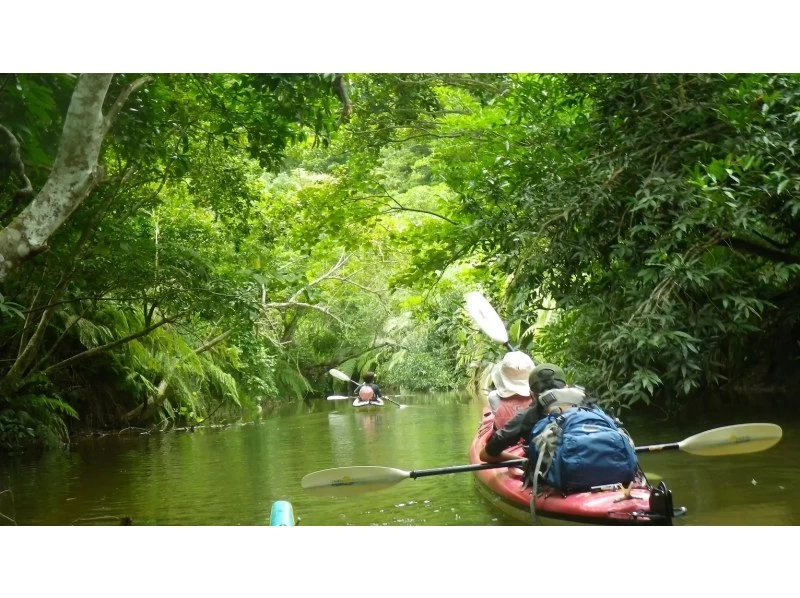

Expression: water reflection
xmin=1 ymin=392 xmax=798 ymax=525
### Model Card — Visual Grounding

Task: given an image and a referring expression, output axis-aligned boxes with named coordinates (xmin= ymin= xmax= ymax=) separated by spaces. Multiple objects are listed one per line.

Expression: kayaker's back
xmin=494 ymin=394 xmax=532 ymax=429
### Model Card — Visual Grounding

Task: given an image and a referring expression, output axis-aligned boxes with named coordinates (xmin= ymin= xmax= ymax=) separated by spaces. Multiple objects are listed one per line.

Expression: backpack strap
xmin=527 ymin=418 xmax=561 ymax=524
xmin=538 ymin=387 xmax=586 ymax=412
xmin=530 ymin=444 xmax=548 ymax=525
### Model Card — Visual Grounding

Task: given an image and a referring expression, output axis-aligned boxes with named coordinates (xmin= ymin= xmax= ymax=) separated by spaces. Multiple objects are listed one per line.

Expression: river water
xmin=1 ymin=392 xmax=798 ymax=525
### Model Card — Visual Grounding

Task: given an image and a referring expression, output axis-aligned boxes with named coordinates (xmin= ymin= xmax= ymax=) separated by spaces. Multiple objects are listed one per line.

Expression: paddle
xmin=328 ymin=368 xmax=406 ymax=408
xmin=463 ymin=293 xmax=783 ymax=463
xmin=301 ymin=459 xmax=528 ymax=497
xmin=635 ymin=423 xmax=782 ymax=457
xmin=302 ymin=422 xmax=782 ymax=497
xmin=464 ymin=291 xmax=517 ymax=352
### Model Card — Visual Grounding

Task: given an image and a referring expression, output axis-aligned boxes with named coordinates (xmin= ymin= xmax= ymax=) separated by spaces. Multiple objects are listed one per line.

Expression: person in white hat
xmin=488 ymin=351 xmax=535 ymax=430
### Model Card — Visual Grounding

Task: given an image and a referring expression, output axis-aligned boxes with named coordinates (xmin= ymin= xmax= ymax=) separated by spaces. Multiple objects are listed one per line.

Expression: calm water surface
xmin=2 ymin=393 xmax=799 ymax=525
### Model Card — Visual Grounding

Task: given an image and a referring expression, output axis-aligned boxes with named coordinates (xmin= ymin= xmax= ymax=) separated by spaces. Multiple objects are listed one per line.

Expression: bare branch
xmin=327 ymin=276 xmax=384 ymax=298
xmin=347 ymin=186 xmax=459 ymax=226
xmin=378 ymin=206 xmax=458 ymax=225
xmin=30 ymin=311 xmax=87 ymax=373
xmin=21 ymin=295 xmax=141 ymax=314
xmin=263 ymin=301 xmax=344 ymax=325
xmin=325 ymin=341 xmax=407 ymax=369
xmin=103 ymin=76 xmax=153 ymax=135
xmin=724 ymin=236 xmax=800 ymax=265
xmin=0 ymin=124 xmax=33 ymax=221
xmin=44 ymin=311 xmax=186 ymax=375
xmin=288 ymin=251 xmax=350 ymax=302
xmin=194 ymin=329 xmax=233 ymax=355
xmin=333 ymin=74 xmax=352 ymax=124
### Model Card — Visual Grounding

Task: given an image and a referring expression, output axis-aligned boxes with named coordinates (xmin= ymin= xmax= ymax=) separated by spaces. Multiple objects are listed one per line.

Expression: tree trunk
xmin=0 ymin=74 xmax=114 ymax=281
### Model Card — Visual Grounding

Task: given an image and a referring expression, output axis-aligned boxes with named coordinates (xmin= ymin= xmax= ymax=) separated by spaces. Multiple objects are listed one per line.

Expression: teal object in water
xmin=269 ymin=500 xmax=295 ymax=526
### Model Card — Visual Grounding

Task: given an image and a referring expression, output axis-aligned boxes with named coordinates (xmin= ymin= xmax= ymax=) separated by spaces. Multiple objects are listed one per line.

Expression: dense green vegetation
xmin=1 ymin=73 xmax=798 ymax=452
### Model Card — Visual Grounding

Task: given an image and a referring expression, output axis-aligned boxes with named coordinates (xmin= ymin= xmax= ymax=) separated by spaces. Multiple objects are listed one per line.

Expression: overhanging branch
xmin=724 ymin=237 xmax=800 ymax=265
xmin=103 ymin=76 xmax=153 ymax=135
xmin=44 ymin=311 xmax=187 ymax=375
xmin=0 ymin=124 xmax=34 ymax=221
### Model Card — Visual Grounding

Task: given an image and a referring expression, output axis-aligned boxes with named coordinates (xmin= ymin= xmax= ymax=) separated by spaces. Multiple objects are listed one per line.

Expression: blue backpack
xmin=528 ymin=405 xmax=639 ymax=493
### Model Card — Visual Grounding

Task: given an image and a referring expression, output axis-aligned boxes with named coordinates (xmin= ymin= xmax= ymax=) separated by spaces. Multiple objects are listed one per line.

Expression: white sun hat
xmin=490 ymin=351 xmax=535 ymax=398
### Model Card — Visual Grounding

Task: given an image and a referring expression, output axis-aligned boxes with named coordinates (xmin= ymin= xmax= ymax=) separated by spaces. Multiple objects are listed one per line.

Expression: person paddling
xmin=355 ymin=371 xmax=384 ymax=405
xmin=480 ymin=363 xmax=581 ymax=463
xmin=487 ymin=351 xmax=535 ymax=430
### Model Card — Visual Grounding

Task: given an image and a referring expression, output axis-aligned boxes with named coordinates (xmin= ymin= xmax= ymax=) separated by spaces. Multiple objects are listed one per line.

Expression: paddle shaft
xmin=409 ymin=459 xmax=527 ymax=479
xmin=636 ymin=443 xmax=679 ymax=454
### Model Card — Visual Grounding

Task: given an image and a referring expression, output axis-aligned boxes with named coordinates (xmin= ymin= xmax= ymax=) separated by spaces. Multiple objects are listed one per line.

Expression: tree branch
xmin=288 ymin=251 xmax=350 ymax=302
xmin=723 ymin=237 xmax=800 ymax=265
xmin=126 ymin=327 xmax=233 ymax=421
xmin=21 ymin=295 xmax=142 ymax=314
xmin=0 ymin=73 xmax=113 ymax=281
xmin=378 ymin=206 xmax=458 ymax=225
xmin=332 ymin=74 xmax=352 ymax=124
xmin=44 ymin=311 xmax=186 ymax=375
xmin=0 ymin=124 xmax=33 ymax=222
xmin=327 ymin=276 xmax=385 ymax=298
xmin=263 ymin=301 xmax=344 ymax=325
xmin=348 ymin=186 xmax=458 ymax=226
xmin=103 ymin=76 xmax=152 ymax=135
xmin=29 ymin=312 xmax=86 ymax=374
xmin=325 ymin=341 xmax=406 ymax=369
xmin=194 ymin=329 xmax=233 ymax=355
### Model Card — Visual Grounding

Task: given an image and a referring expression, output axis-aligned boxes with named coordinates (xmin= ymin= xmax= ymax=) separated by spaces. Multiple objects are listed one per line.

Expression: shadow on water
xmin=1 ymin=391 xmax=798 ymax=525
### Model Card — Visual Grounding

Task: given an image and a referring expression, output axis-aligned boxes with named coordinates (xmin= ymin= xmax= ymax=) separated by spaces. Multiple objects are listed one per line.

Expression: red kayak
xmin=468 ymin=407 xmax=686 ymax=525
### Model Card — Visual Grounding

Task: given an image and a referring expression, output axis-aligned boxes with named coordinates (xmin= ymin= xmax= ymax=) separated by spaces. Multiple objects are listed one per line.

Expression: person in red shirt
xmin=488 ymin=351 xmax=535 ymax=430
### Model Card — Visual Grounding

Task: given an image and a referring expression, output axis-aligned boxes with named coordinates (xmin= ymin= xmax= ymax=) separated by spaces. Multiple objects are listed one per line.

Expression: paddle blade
xmin=301 ymin=466 xmax=411 ymax=497
xmin=679 ymin=423 xmax=782 ymax=456
xmin=329 ymin=368 xmax=353 ymax=383
xmin=327 ymin=395 xmax=351 ymax=401
xmin=465 ymin=291 xmax=509 ymax=344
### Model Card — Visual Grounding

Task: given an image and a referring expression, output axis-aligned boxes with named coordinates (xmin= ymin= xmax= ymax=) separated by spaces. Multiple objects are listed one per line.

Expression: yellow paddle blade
xmin=679 ymin=423 xmax=782 ymax=456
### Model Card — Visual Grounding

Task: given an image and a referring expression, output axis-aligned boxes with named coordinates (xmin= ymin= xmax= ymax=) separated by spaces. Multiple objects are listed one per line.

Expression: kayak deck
xmin=468 ymin=408 xmax=684 ymax=525
xmin=352 ymin=398 xmax=384 ymax=409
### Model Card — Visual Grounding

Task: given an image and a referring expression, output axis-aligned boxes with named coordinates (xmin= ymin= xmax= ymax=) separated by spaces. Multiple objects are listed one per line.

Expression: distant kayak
xmin=468 ymin=408 xmax=686 ymax=525
xmin=352 ymin=397 xmax=384 ymax=410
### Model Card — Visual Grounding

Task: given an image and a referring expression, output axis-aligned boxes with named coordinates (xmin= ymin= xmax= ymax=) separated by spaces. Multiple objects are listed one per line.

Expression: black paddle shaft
xmin=635 ymin=443 xmax=680 ymax=454
xmin=409 ymin=459 xmax=528 ymax=479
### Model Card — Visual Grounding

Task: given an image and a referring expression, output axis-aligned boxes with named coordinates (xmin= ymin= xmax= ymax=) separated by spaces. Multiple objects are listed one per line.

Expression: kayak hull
xmin=269 ymin=500 xmax=295 ymax=526
xmin=469 ymin=408 xmax=683 ymax=525
xmin=353 ymin=398 xmax=384 ymax=409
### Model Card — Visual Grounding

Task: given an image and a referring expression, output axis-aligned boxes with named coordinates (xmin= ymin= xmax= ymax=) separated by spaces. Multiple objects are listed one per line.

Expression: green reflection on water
xmin=1 ymin=393 xmax=798 ymax=525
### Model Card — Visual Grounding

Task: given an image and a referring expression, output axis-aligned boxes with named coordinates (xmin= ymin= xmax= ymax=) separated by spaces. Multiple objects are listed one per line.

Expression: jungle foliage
xmin=1 ymin=73 xmax=798 ymax=451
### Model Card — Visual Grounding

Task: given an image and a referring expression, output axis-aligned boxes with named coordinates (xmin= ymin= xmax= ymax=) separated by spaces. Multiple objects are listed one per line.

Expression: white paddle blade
xmin=327 ymin=395 xmax=351 ymax=401
xmin=301 ymin=466 xmax=410 ymax=497
xmin=328 ymin=368 xmax=353 ymax=382
xmin=679 ymin=423 xmax=783 ymax=456
xmin=465 ymin=291 xmax=509 ymax=344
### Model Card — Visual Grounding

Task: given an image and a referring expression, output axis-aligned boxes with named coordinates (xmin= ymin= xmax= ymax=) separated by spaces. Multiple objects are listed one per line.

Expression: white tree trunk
xmin=0 ymin=74 xmax=113 ymax=282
